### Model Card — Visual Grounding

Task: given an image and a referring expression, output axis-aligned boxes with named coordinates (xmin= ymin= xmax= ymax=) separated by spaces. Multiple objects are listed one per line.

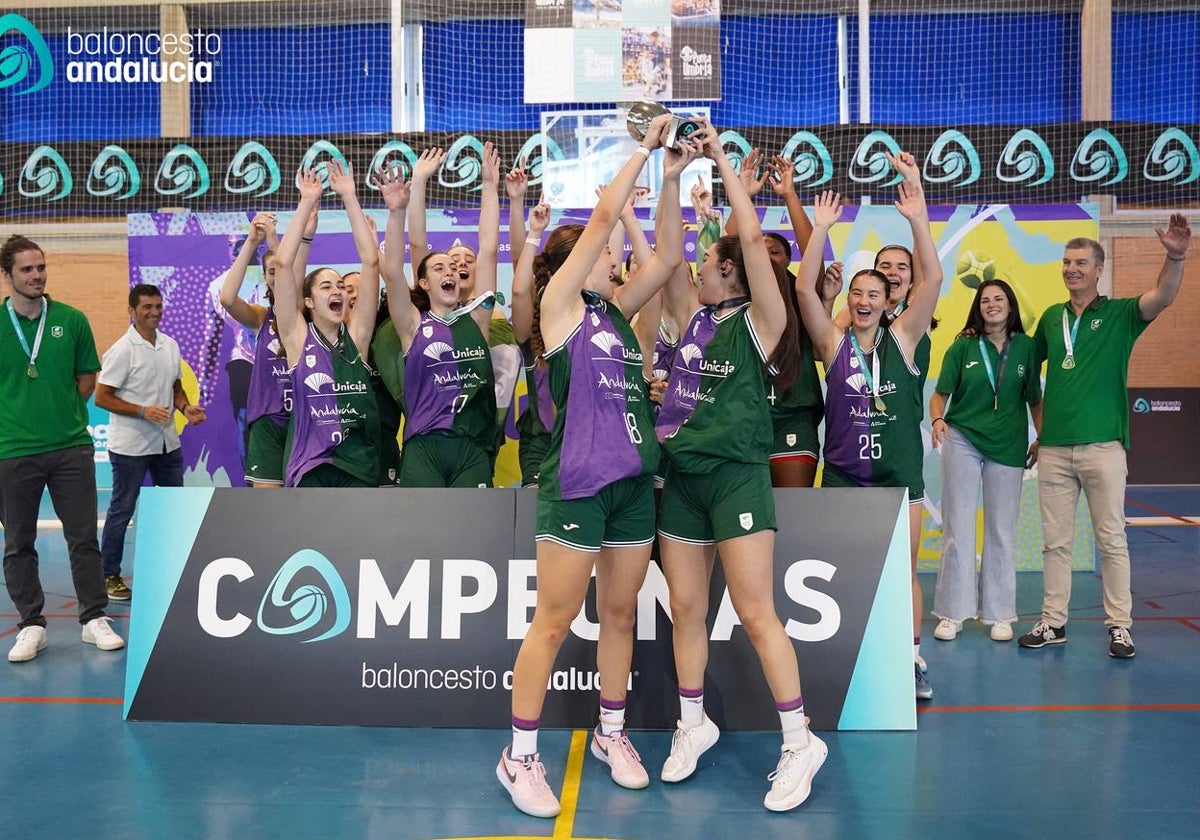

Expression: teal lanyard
xmin=6 ymin=296 xmax=47 ymax=378
xmin=849 ymin=327 xmax=887 ymax=412
xmin=978 ymin=336 xmax=1010 ymax=411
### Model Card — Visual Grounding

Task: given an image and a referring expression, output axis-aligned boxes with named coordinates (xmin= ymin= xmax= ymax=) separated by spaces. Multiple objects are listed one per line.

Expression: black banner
xmin=3 ymin=122 xmax=1196 ymax=216
xmin=1128 ymin=388 xmax=1200 ymax=485
xmin=125 ymin=487 xmax=913 ymax=731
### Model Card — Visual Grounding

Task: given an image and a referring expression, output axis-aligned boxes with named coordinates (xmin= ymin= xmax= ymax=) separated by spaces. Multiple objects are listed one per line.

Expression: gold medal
xmin=26 ymin=363 xmax=38 ymax=380
xmin=1062 ymin=355 xmax=1075 ymax=370
xmin=874 ymin=396 xmax=887 ymax=413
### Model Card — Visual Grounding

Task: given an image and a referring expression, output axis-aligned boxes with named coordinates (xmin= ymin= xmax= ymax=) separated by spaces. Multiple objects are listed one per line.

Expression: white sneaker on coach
xmin=8 ymin=626 xmax=48 ymax=662
xmin=82 ymin=617 xmax=125 ymax=651
xmin=661 ymin=715 xmax=720 ymax=783
xmin=591 ymin=727 xmax=650 ymax=789
xmin=763 ymin=733 xmax=828 ymax=812
xmin=496 ymin=747 xmax=561 ymax=819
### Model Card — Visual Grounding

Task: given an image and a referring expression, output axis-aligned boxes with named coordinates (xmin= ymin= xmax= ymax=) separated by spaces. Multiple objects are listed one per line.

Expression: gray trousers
xmin=933 ymin=427 xmax=1023 ymax=624
xmin=0 ymin=445 xmax=109 ymax=629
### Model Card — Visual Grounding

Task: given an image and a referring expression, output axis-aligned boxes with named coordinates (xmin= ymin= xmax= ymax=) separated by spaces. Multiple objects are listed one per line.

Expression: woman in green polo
xmin=930 ymin=279 xmax=1042 ymax=643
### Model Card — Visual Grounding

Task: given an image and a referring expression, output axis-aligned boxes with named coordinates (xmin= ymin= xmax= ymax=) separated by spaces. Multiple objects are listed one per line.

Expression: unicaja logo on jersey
xmin=0 ymin=14 xmax=53 ymax=96
xmin=256 ymin=549 xmax=352 ymax=643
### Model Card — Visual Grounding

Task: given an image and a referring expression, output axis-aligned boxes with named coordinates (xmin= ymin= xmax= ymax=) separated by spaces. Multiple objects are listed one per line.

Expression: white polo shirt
xmin=98 ymin=326 xmax=183 ymax=456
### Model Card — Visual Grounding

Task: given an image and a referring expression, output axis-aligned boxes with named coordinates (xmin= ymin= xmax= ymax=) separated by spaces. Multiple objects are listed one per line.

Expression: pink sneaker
xmin=496 ymin=747 xmax=561 ymax=818
xmin=590 ymin=728 xmax=650 ymax=790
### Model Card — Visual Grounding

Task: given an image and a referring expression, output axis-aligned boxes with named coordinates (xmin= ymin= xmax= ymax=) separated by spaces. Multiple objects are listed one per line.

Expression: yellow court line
xmin=553 ymin=729 xmax=590 ymax=839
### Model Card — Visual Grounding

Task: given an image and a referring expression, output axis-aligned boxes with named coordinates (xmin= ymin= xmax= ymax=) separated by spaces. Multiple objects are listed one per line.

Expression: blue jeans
xmin=101 ymin=448 xmax=183 ymax=578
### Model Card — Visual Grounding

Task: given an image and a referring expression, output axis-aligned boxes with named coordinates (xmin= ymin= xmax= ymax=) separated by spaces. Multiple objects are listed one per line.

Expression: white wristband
xmin=634 ymin=146 xmax=651 ymax=159
xmin=525 ymin=236 xmax=540 ymax=247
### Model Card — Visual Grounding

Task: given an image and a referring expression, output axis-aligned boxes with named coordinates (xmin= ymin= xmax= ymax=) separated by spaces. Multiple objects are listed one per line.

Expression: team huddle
xmin=1 ymin=114 xmax=1189 ymax=818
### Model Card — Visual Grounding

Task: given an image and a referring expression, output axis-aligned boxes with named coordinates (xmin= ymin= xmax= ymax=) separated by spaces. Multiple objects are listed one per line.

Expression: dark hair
xmin=528 ymin=225 xmax=585 ymax=360
xmin=128 ymin=283 xmax=162 ymax=308
xmin=764 ymin=232 xmax=793 ymax=264
xmin=764 ymin=262 xmax=803 ymax=391
xmin=848 ymin=269 xmax=894 ymax=330
xmin=1065 ymin=236 xmax=1105 ymax=265
xmin=411 ymin=251 xmax=449 ymax=312
xmin=301 ymin=267 xmax=340 ymax=322
xmin=959 ymin=279 xmax=1024 ymax=339
xmin=1 ymin=235 xmax=43 ymax=275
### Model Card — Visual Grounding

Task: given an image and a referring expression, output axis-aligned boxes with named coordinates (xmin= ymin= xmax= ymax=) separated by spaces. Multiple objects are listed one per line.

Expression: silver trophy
xmin=623 ymin=101 xmax=701 ymax=151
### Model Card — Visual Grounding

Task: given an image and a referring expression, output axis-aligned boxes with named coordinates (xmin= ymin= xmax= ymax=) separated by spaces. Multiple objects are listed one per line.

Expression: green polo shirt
xmin=1033 ymin=295 xmax=1148 ymax=448
xmin=938 ymin=333 xmax=1041 ymax=468
xmin=0 ymin=296 xmax=100 ymax=460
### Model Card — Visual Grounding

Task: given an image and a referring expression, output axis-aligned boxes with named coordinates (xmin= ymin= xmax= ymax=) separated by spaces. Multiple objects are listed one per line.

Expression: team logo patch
xmin=50 ymin=325 xmax=63 ymax=338
xmin=786 ymin=434 xmax=797 ymax=446
xmin=1091 ymin=319 xmax=1103 ymax=330
xmin=422 ymin=325 xmax=433 ymax=338
xmin=739 ymin=512 xmax=754 ymax=530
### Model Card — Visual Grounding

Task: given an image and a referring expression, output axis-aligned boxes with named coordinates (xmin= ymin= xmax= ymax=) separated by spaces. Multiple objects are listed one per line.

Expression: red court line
xmin=1126 ymin=498 xmax=1200 ymax=527
xmin=0 ymin=697 xmax=122 ymax=705
xmin=919 ymin=703 xmax=1200 ymax=714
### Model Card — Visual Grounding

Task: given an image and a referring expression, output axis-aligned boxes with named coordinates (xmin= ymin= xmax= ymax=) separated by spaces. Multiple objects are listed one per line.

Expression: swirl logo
xmin=1132 ymin=397 xmax=1151 ymax=414
xmin=19 ymin=145 xmax=73 ymax=201
xmin=0 ymin=14 xmax=53 ymax=96
xmin=87 ymin=145 xmax=141 ymax=200
xmin=718 ymin=130 xmax=753 ymax=178
xmin=779 ymin=131 xmax=833 ymax=188
xmin=515 ymin=133 xmax=564 ymax=187
xmin=367 ymin=141 xmax=417 ymax=190
xmin=1070 ymin=129 xmax=1128 ymax=186
xmin=155 ymin=143 xmax=210 ymax=198
xmin=849 ymin=131 xmax=903 ymax=187
xmin=923 ymin=130 xmax=981 ymax=187
xmin=299 ymin=140 xmax=350 ymax=193
xmin=1143 ymin=128 xmax=1200 ymax=185
xmin=225 ymin=141 xmax=281 ymax=197
xmin=996 ymin=129 xmax=1055 ymax=186
xmin=442 ymin=135 xmax=486 ymax=191
xmin=256 ymin=549 xmax=352 ymax=644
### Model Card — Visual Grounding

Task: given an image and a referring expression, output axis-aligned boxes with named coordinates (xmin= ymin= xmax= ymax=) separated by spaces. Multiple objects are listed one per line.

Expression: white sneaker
xmin=764 ymin=733 xmax=828 ymax=812
xmin=8 ymin=626 xmax=48 ymax=662
xmin=496 ymin=747 xmax=561 ymax=818
xmin=990 ymin=621 xmax=1014 ymax=642
xmin=591 ymin=728 xmax=650 ymax=789
xmin=82 ymin=617 xmax=125 ymax=651
xmin=661 ymin=715 xmax=720 ymax=783
xmin=933 ymin=618 xmax=961 ymax=641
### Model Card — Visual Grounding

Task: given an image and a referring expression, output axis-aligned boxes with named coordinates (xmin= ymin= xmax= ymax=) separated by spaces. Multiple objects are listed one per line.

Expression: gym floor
xmin=2 ymin=487 xmax=1197 ymax=840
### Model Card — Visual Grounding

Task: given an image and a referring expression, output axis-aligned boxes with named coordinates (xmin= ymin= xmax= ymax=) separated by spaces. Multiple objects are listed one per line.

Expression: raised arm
xmin=794 ymin=191 xmax=845 ymax=365
xmin=506 ymin=158 xmax=530 ymax=264
xmin=512 ymin=196 xmax=550 ymax=345
xmin=1139 ymin=213 xmax=1191 ymax=321
xmin=769 ymin=155 xmax=815 ymax=254
xmin=888 ymin=152 xmax=942 ymax=354
xmin=614 ymin=138 xmax=698 ymax=318
xmin=407 ymin=147 xmax=444 ymax=273
xmin=275 ymin=171 xmax=324 ymax=363
xmin=539 ymin=114 xmax=672 ymax=348
xmin=218 ymin=212 xmax=271 ymax=330
xmin=469 ymin=141 xmax=502 ymax=333
xmin=327 ymin=160 xmax=379 ymax=355
xmin=701 ymin=126 xmax=785 ymax=354
xmin=375 ymin=164 xmax=419 ymax=349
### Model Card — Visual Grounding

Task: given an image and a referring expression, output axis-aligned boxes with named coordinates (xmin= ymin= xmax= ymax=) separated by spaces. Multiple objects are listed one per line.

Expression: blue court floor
xmin=2 ymin=487 xmax=1198 ymax=840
